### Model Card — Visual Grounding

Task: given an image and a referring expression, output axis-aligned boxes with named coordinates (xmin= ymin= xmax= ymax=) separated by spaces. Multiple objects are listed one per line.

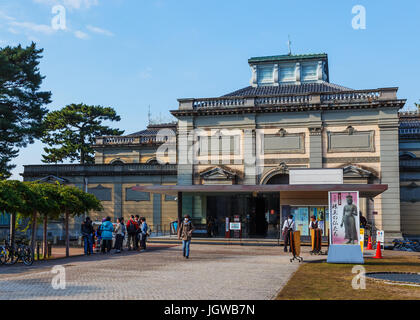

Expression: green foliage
xmin=0 ymin=43 xmax=52 ymax=179
xmin=41 ymin=103 xmax=124 ymax=164
xmin=58 ymin=184 xmax=103 ymax=216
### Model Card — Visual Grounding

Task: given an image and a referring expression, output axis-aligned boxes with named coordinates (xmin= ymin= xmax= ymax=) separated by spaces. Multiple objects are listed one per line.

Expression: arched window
xmin=110 ymin=159 xmax=125 ymax=165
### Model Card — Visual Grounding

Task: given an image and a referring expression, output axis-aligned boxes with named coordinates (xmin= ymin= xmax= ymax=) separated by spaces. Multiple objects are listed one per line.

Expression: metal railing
xmin=177 ymin=88 xmax=399 ymax=111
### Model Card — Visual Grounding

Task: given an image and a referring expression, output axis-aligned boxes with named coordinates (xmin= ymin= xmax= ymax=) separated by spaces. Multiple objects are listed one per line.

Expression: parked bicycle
xmin=0 ymin=239 xmax=33 ymax=266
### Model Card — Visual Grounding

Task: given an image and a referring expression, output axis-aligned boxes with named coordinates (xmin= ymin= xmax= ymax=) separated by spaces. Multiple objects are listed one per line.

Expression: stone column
xmin=308 ymin=127 xmax=323 ymax=168
xmin=177 ymin=117 xmax=194 ymax=186
xmin=244 ymin=128 xmax=257 ymax=185
xmin=377 ymin=117 xmax=402 ymax=242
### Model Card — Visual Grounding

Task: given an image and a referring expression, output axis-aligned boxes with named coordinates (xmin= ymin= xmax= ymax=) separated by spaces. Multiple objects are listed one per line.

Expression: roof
xmin=248 ymin=53 xmax=328 ymax=64
xmin=131 ymin=183 xmax=388 ymax=198
xmin=222 ymin=82 xmax=352 ymax=97
xmin=127 ymin=122 xmax=177 ymax=137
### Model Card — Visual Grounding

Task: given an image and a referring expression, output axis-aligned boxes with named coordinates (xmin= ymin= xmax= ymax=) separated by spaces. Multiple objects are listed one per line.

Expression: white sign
xmin=290 ymin=169 xmax=343 ymax=185
xmin=229 ymin=222 xmax=241 ymax=230
xmin=377 ymin=230 xmax=384 ymax=243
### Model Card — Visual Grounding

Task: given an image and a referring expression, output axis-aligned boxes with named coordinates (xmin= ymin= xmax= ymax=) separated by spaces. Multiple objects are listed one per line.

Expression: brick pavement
xmin=0 ymin=244 xmax=318 ymax=300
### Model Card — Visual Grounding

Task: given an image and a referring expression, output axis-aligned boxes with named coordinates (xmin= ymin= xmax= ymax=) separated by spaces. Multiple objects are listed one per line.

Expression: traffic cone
xmin=373 ymin=241 xmax=383 ymax=259
xmin=367 ymin=236 xmax=373 ymax=250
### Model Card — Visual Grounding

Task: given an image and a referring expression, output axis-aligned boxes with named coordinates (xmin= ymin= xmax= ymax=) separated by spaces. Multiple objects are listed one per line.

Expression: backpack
xmin=97 ymin=224 xmax=102 ymax=236
xmin=127 ymin=220 xmax=137 ymax=233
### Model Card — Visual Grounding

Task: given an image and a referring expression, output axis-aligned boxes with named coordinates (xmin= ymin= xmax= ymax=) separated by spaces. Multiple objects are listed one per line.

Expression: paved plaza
xmin=0 ymin=244 xmax=317 ymax=300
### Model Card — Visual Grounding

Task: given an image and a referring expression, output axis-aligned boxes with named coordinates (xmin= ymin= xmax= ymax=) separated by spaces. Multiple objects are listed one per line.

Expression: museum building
xmin=21 ymin=53 xmax=420 ymax=243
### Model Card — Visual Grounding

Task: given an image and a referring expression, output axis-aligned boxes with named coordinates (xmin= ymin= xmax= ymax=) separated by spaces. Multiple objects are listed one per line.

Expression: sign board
xmin=377 ymin=230 xmax=384 ymax=244
xmin=328 ymin=191 xmax=360 ymax=245
xmin=229 ymin=222 xmax=241 ymax=231
xmin=359 ymin=228 xmax=365 ymax=253
xmin=290 ymin=169 xmax=343 ymax=185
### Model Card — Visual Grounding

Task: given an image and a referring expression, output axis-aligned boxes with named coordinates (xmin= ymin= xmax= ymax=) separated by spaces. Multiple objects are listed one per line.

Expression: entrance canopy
xmin=131 ymin=184 xmax=388 ymax=198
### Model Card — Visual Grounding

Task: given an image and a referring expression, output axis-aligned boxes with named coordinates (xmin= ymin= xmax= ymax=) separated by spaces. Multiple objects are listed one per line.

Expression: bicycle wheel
xmin=4 ymin=247 xmax=18 ymax=265
xmin=0 ymin=246 xmax=6 ymax=265
xmin=21 ymin=246 xmax=34 ymax=266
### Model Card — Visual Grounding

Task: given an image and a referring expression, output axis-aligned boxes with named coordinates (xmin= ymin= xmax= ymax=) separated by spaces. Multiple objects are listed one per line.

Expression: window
xmin=257 ymin=65 xmax=274 ymax=85
xmin=301 ymin=63 xmax=317 ymax=81
xmin=125 ymin=188 xmax=150 ymax=201
xmin=279 ymin=65 xmax=295 ymax=82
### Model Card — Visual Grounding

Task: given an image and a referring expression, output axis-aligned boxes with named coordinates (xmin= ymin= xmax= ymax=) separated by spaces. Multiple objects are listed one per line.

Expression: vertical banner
xmin=328 ymin=191 xmax=360 ymax=245
xmin=359 ymin=228 xmax=365 ymax=253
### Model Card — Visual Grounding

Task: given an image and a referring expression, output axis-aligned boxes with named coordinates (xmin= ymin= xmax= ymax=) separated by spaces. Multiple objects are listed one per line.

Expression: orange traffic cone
xmin=367 ymin=236 xmax=373 ymax=250
xmin=373 ymin=241 xmax=383 ymax=259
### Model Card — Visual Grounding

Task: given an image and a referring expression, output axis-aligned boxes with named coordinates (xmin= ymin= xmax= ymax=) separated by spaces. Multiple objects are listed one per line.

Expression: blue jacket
xmin=100 ymin=221 xmax=114 ymax=240
xmin=140 ymin=222 xmax=148 ymax=235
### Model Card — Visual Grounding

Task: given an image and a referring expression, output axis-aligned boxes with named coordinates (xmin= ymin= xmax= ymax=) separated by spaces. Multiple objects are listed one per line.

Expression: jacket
xmin=126 ymin=219 xmax=139 ymax=234
xmin=178 ymin=221 xmax=194 ymax=241
xmin=100 ymin=221 xmax=114 ymax=240
xmin=140 ymin=222 xmax=148 ymax=235
xmin=114 ymin=223 xmax=125 ymax=236
xmin=81 ymin=221 xmax=94 ymax=237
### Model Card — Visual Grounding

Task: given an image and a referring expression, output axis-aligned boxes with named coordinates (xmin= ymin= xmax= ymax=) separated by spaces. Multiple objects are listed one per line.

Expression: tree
xmin=41 ymin=104 xmax=124 ymax=164
xmin=25 ymin=182 xmax=61 ymax=256
xmin=0 ymin=180 xmax=28 ymax=246
xmin=0 ymin=43 xmax=52 ymax=179
xmin=58 ymin=185 xmax=102 ymax=257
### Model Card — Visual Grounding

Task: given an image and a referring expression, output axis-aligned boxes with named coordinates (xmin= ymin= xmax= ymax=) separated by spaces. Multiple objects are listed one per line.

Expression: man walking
xmin=178 ymin=215 xmax=194 ymax=259
xmin=126 ymin=215 xmax=139 ymax=251
xmin=282 ymin=214 xmax=296 ymax=253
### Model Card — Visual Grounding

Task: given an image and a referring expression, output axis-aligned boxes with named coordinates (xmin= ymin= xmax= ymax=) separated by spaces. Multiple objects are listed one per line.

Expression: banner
xmin=328 ymin=191 xmax=360 ymax=245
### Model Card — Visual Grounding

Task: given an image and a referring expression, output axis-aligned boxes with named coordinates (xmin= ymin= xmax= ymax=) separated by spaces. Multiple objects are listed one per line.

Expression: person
xmin=126 ymin=215 xmax=139 ymax=251
xmin=309 ymin=215 xmax=322 ymax=253
xmin=207 ymin=216 xmax=214 ymax=237
xmin=178 ymin=215 xmax=194 ymax=259
xmin=114 ymin=217 xmax=125 ymax=253
xmin=359 ymin=213 xmax=367 ymax=229
xmin=308 ymin=215 xmax=321 ymax=231
xmin=135 ymin=215 xmax=141 ymax=250
xmin=282 ymin=214 xmax=296 ymax=253
xmin=81 ymin=217 xmax=94 ymax=255
xmin=139 ymin=217 xmax=148 ymax=250
xmin=100 ymin=216 xmax=114 ymax=254
xmin=340 ymin=194 xmax=358 ymax=244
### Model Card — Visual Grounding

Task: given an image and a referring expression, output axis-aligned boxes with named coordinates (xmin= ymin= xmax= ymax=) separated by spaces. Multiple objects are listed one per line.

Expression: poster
xmin=292 ymin=207 xmax=309 ymax=236
xmin=328 ymin=191 xmax=360 ymax=245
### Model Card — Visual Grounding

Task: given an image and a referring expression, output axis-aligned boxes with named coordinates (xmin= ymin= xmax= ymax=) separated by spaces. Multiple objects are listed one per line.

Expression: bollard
xmin=36 ymin=242 xmax=40 ymax=261
xmin=47 ymin=242 xmax=52 ymax=258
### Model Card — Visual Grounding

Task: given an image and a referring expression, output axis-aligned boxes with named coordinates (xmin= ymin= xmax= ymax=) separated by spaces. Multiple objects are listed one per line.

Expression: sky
xmin=1 ymin=0 xmax=419 ymax=180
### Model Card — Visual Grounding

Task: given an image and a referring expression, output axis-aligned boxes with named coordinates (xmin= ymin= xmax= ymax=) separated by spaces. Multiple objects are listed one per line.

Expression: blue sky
xmin=1 ymin=0 xmax=419 ymax=179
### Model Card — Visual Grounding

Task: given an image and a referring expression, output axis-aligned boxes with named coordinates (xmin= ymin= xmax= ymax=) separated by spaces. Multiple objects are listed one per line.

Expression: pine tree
xmin=0 ymin=43 xmax=52 ymax=178
xmin=41 ymin=103 xmax=124 ymax=164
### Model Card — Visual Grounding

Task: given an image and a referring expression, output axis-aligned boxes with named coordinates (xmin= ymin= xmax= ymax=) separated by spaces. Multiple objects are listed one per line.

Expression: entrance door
xmin=254 ymin=197 xmax=267 ymax=237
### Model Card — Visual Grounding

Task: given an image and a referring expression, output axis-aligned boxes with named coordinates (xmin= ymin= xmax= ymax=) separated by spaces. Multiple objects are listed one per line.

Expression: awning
xmin=131 ymin=184 xmax=388 ymax=198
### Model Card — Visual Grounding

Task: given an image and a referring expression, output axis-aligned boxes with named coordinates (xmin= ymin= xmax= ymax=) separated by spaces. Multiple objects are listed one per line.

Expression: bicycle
xmin=1 ymin=239 xmax=34 ymax=266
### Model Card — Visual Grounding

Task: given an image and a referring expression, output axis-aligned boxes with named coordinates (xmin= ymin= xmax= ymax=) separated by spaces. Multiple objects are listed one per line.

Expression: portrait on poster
xmin=328 ymin=191 xmax=360 ymax=245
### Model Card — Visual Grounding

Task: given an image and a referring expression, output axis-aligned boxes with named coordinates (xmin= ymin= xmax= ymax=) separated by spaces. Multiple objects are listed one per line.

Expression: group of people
xmin=80 ymin=215 xmax=149 ymax=255
xmin=282 ymin=214 xmax=323 ymax=252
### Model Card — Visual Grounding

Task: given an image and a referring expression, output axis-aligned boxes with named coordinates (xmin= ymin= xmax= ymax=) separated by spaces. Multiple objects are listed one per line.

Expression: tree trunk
xmin=65 ymin=211 xmax=69 ymax=258
xmin=9 ymin=213 xmax=16 ymax=247
xmin=31 ymin=211 xmax=37 ymax=257
xmin=43 ymin=215 xmax=48 ymax=260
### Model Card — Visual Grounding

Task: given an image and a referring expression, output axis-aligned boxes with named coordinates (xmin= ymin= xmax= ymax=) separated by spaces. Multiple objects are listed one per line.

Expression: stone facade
xmin=21 ymin=53 xmax=419 ymax=242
